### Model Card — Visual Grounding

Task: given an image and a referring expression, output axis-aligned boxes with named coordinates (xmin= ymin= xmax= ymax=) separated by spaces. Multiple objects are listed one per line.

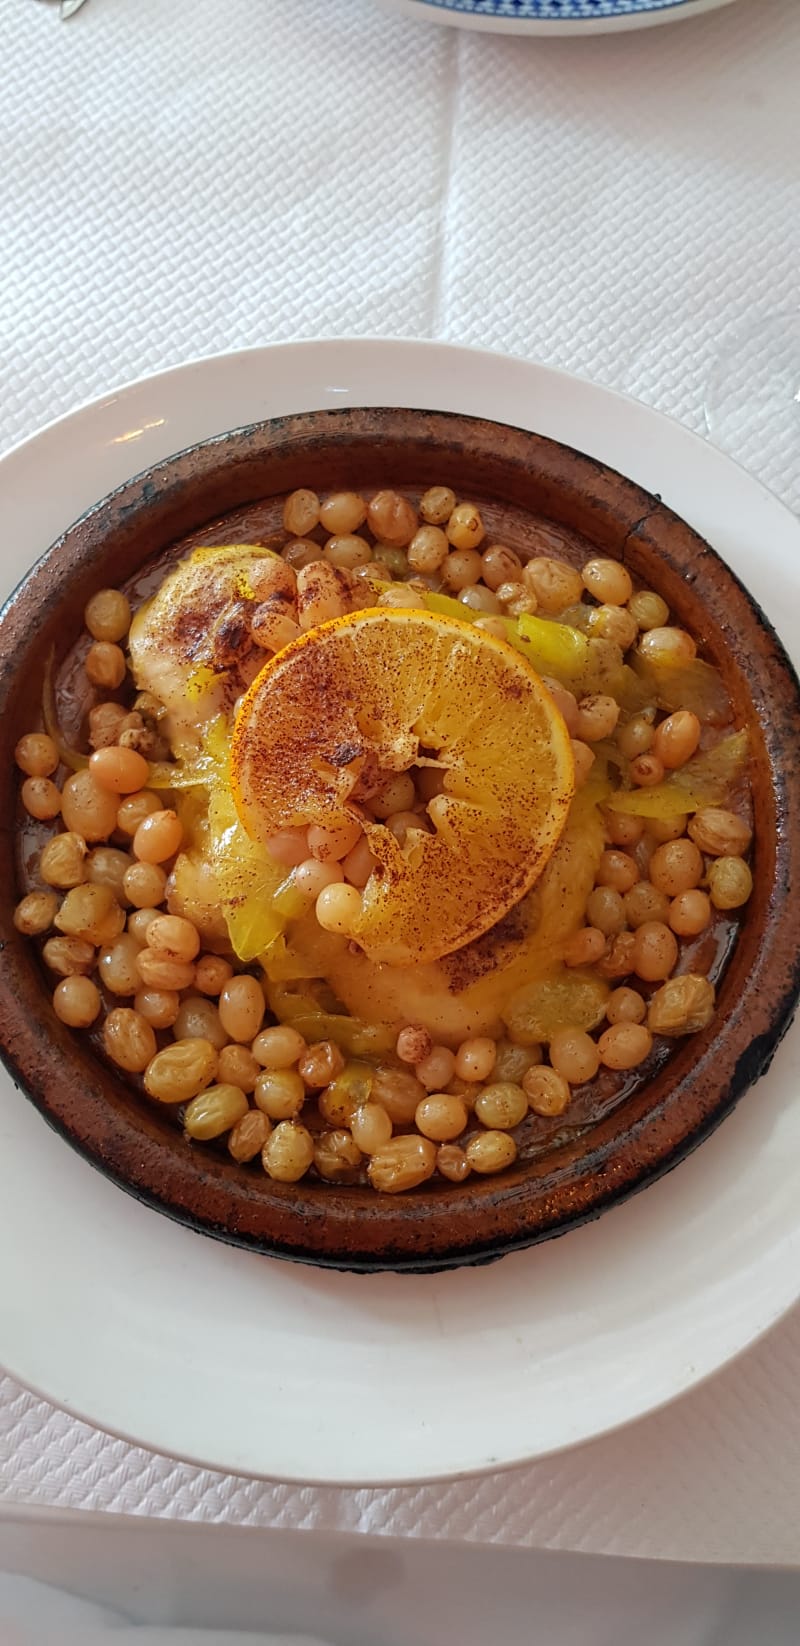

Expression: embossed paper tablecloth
xmin=2 ymin=0 xmax=800 ymax=1565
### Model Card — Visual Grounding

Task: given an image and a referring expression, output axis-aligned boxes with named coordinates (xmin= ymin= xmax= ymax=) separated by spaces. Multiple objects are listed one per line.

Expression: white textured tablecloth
xmin=2 ymin=0 xmax=800 ymax=1567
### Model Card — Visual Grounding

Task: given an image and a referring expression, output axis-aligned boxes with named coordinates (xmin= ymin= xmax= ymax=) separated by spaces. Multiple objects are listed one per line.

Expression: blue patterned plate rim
xmin=420 ymin=0 xmax=714 ymax=17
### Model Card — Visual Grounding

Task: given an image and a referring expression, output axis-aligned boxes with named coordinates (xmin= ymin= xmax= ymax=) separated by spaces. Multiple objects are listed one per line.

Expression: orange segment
xmin=230 ymin=608 xmax=575 ymax=967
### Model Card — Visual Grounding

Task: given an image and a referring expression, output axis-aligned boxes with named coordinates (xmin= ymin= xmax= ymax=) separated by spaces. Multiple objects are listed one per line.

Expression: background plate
xmin=377 ymin=0 xmax=741 ymax=36
xmin=1 ymin=339 xmax=799 ymax=1486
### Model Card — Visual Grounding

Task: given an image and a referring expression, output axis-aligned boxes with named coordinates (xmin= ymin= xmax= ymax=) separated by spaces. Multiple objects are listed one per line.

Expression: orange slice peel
xmin=230 ymin=607 xmax=575 ymax=967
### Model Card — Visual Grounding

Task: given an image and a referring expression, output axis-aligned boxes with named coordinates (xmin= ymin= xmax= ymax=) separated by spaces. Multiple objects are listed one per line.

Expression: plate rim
xmin=2 ymin=336 xmax=800 ymax=1486
xmin=376 ymin=0 xmax=741 ymax=35
xmin=0 ymin=334 xmax=787 ymax=524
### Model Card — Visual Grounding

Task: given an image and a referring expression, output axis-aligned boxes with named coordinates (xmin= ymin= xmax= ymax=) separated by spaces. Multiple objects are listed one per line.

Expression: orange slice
xmin=230 ymin=608 xmax=575 ymax=967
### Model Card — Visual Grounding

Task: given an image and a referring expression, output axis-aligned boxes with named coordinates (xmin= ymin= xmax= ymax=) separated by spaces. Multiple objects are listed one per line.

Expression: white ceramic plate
xmin=2 ymin=339 xmax=799 ymax=1487
xmin=377 ymin=0 xmax=741 ymax=37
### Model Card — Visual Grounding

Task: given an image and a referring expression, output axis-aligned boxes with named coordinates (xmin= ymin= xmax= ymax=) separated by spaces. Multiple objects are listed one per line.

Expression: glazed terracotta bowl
xmin=1 ymin=406 xmax=799 ymax=1272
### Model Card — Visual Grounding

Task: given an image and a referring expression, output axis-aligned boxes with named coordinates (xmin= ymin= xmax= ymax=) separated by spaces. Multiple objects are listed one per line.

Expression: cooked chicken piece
xmin=128 ymin=545 xmax=297 ymax=755
xmin=129 ymin=542 xmax=379 ymax=955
